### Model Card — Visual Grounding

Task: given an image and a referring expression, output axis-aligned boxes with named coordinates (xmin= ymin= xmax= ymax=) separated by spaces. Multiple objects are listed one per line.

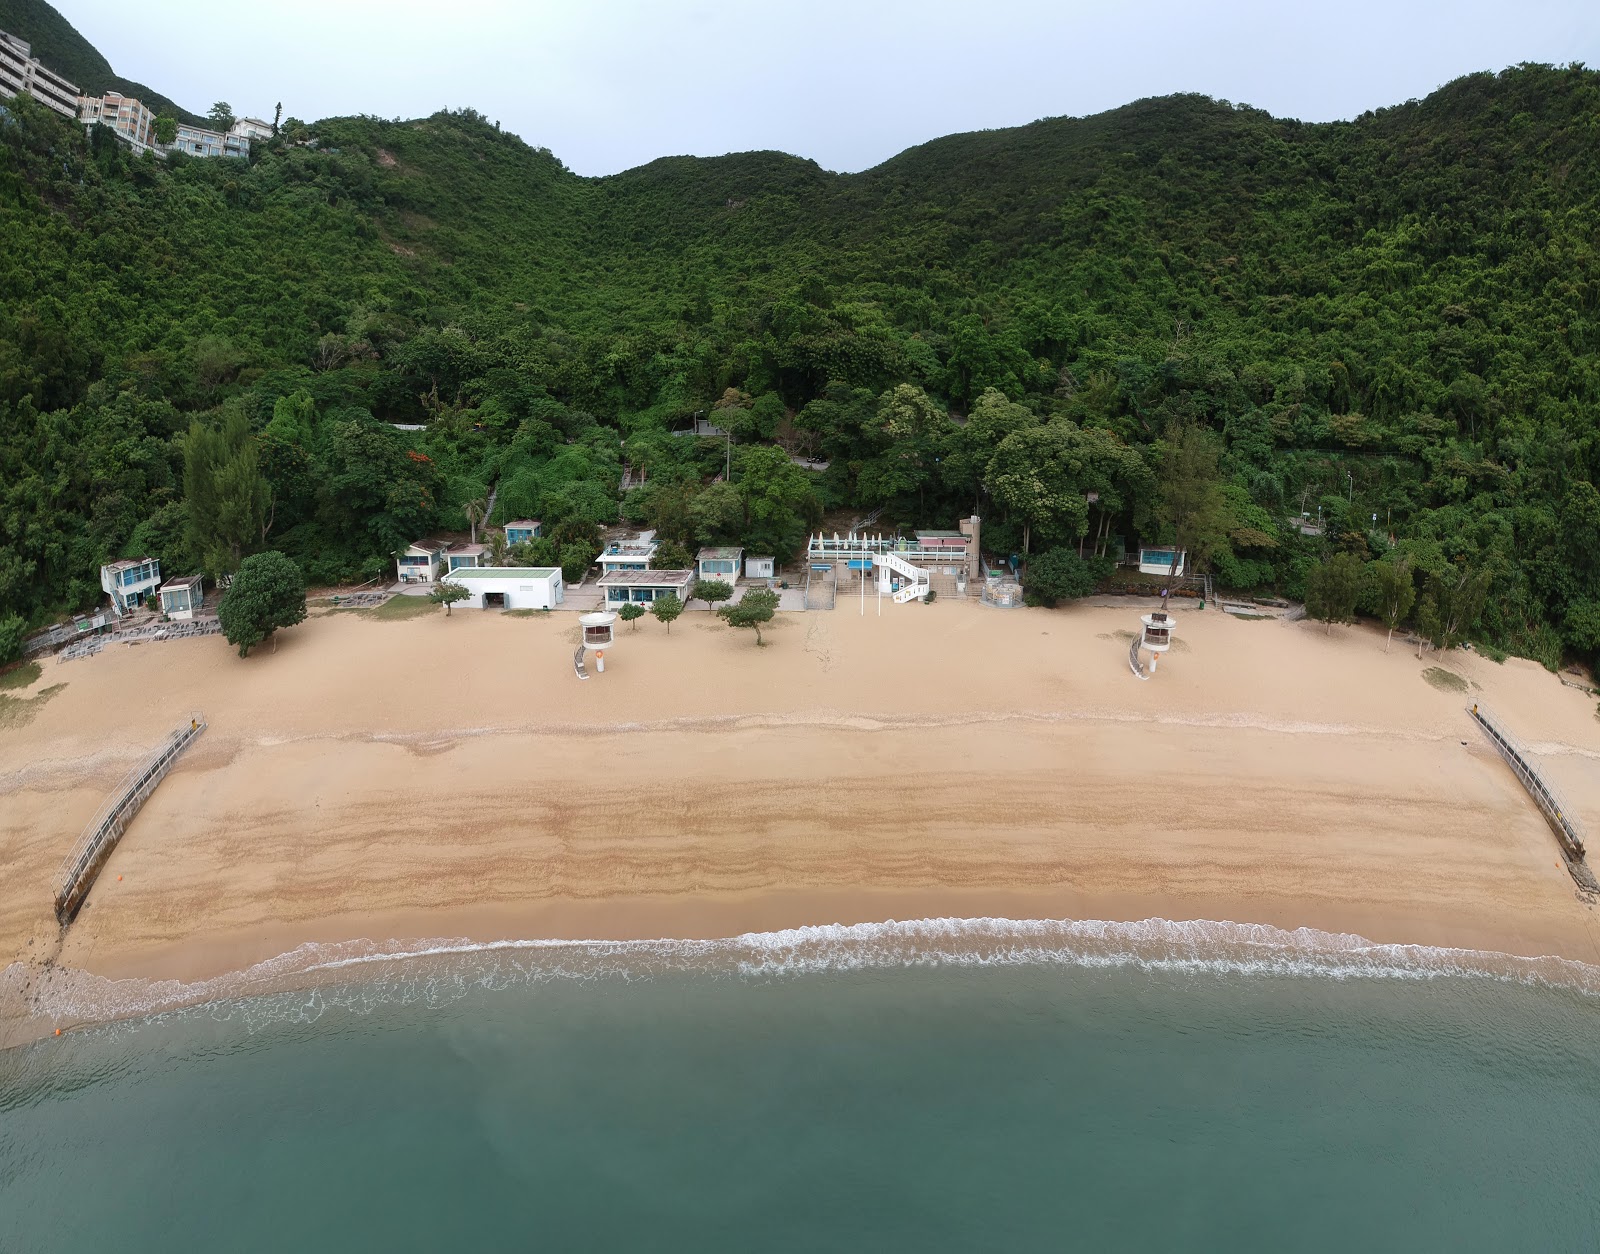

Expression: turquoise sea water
xmin=4 ymin=921 xmax=1600 ymax=1251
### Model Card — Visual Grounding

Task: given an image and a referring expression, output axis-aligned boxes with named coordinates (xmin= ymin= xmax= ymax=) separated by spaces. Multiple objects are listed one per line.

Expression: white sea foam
xmin=5 ymin=916 xmax=1599 ymax=1045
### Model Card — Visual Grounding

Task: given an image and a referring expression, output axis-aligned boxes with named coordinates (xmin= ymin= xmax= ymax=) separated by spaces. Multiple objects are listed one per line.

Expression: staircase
xmin=878 ymin=551 xmax=930 ymax=603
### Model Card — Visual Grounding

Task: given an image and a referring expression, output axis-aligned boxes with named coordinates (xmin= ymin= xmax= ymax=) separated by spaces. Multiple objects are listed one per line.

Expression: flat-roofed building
xmin=78 ymin=92 xmax=161 ymax=152
xmin=0 ymin=28 xmax=81 ymax=120
xmin=696 ymin=547 xmax=743 ymax=582
xmin=101 ymin=557 xmax=161 ymax=615
xmin=157 ymin=573 xmax=206 ymax=620
xmin=172 ymin=121 xmax=250 ymax=159
xmin=598 ymin=569 xmax=694 ymax=608
xmin=597 ymin=535 xmax=659 ymax=575
xmin=440 ymin=567 xmax=564 ymax=611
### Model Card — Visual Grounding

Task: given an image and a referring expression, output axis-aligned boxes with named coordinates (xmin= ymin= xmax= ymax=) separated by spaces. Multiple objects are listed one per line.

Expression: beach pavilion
xmin=598 ymin=569 xmax=694 ymax=609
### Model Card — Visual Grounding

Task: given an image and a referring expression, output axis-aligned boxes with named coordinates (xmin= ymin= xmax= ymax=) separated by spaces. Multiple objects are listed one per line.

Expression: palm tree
xmin=463 ymin=497 xmax=488 ymax=546
xmin=484 ymin=529 xmax=509 ymax=567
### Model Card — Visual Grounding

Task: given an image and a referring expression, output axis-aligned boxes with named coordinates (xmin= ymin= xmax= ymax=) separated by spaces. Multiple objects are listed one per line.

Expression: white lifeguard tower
xmin=1139 ymin=610 xmax=1176 ymax=673
xmin=575 ymin=611 xmax=618 ymax=679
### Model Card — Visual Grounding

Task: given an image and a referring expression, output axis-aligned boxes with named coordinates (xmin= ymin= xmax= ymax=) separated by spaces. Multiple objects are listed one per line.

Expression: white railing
xmin=54 ymin=715 xmax=207 ymax=922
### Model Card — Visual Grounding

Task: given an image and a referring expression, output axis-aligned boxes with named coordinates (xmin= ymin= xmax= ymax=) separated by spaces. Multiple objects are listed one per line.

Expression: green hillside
xmin=1 ymin=62 xmax=1599 ymax=674
xmin=0 ymin=0 xmax=199 ymax=122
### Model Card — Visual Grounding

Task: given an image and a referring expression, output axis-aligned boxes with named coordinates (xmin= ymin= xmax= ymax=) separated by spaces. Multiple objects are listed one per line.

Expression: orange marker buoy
xmin=117 ymin=875 xmax=122 ymax=881
xmin=54 ymin=1029 xmax=61 ymax=1036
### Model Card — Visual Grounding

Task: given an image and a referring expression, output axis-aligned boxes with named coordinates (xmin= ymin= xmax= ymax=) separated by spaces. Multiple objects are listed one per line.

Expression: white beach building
xmin=100 ymin=557 xmax=161 ymax=615
xmin=157 ymin=573 xmax=205 ymax=620
xmin=696 ymin=546 xmax=743 ymax=583
xmin=440 ymin=567 xmax=564 ymax=610
xmin=597 ymin=534 xmax=659 ymax=575
xmin=397 ymin=539 xmax=447 ymax=584
xmin=598 ymin=569 xmax=694 ymax=608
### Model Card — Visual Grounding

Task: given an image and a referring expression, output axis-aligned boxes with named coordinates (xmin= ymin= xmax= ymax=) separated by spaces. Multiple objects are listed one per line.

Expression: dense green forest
xmin=2 ymin=56 xmax=1599 ymax=671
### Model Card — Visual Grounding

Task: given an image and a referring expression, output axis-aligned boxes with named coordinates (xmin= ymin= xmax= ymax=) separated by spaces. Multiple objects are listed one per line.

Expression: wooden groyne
xmin=54 ymin=716 xmax=207 ymax=925
xmin=1467 ymin=704 xmax=1598 ymax=894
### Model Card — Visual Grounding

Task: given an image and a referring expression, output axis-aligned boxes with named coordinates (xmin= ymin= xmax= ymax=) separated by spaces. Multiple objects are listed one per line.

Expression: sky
xmin=58 ymin=0 xmax=1600 ymax=176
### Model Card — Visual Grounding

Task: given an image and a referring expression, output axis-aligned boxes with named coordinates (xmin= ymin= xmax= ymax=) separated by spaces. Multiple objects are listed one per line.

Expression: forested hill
xmin=2 ymin=63 xmax=1599 ymax=674
xmin=0 ymin=0 xmax=199 ymax=123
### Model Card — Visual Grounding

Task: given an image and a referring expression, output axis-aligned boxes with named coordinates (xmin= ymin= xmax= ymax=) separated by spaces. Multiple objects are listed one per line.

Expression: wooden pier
xmin=54 ymin=716 xmax=207 ymax=924
xmin=1467 ymin=704 xmax=1599 ymax=893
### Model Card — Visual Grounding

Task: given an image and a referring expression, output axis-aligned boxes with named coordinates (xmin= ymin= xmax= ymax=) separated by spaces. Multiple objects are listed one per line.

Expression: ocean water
xmin=4 ymin=921 xmax=1600 ymax=1251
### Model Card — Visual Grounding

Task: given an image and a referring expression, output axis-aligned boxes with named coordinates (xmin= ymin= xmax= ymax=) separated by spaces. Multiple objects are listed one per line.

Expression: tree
xmin=1367 ymin=556 xmax=1416 ymax=651
xmin=650 ymin=592 xmax=684 ymax=633
xmin=183 ymin=411 xmax=271 ymax=578
xmin=463 ymin=497 xmax=488 ymax=546
xmin=483 ymin=529 xmax=510 ymax=566
xmin=985 ymin=424 xmax=1089 ymax=555
xmin=1154 ymin=423 xmax=1233 ymax=611
xmin=430 ymin=582 xmax=470 ymax=616
xmin=217 ymin=551 xmax=306 ymax=657
xmin=1024 ymin=548 xmax=1095 ymax=607
xmin=734 ymin=445 xmax=821 ymax=557
xmin=1413 ymin=590 xmax=1441 ymax=658
xmin=154 ymin=115 xmax=177 ymax=146
xmin=0 ymin=613 xmax=24 ymax=665
xmin=208 ymin=102 xmax=235 ymax=131
xmin=618 ymin=602 xmax=645 ymax=631
xmin=1431 ymin=567 xmax=1491 ymax=650
xmin=719 ymin=587 xmax=779 ymax=645
xmin=653 ymin=540 xmax=695 ymax=570
xmin=693 ymin=578 xmax=733 ymax=612
xmin=1304 ymin=553 xmax=1365 ymax=634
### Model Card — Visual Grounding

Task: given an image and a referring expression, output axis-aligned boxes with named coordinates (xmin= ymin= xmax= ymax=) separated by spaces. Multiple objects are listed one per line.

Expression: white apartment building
xmin=232 ymin=117 xmax=273 ymax=141
xmin=0 ymin=28 xmax=81 ymax=120
xmin=171 ymin=120 xmax=250 ymax=159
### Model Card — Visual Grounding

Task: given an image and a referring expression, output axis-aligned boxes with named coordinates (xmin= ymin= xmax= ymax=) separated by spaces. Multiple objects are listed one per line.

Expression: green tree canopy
xmin=217 ymin=551 xmax=306 ymax=656
xmin=719 ymin=587 xmax=779 ymax=645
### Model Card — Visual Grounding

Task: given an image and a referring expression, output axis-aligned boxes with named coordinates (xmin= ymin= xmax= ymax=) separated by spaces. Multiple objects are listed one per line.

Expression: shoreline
xmin=4 ymin=598 xmax=1600 ymax=1044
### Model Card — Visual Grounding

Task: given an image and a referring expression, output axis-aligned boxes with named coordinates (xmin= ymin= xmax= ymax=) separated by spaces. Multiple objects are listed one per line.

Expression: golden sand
xmin=3 ymin=596 xmax=1600 ymax=992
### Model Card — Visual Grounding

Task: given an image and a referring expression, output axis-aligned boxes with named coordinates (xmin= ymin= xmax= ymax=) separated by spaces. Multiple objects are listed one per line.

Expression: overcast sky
xmin=57 ymin=0 xmax=1600 ymax=176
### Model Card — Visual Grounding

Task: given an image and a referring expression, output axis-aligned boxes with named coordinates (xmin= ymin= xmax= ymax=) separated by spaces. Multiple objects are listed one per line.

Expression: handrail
xmin=54 ymin=715 xmax=207 ymax=923
xmin=1468 ymin=703 xmax=1595 ymax=892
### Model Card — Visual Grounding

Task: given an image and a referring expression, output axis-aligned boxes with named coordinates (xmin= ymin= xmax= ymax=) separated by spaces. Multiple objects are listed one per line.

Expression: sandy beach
xmin=4 ymin=595 xmax=1600 ymax=1030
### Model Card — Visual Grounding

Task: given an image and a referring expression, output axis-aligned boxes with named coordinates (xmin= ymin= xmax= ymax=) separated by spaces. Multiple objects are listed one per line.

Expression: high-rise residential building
xmin=78 ymin=92 xmax=161 ymax=152
xmin=0 ymin=27 xmax=82 ymax=120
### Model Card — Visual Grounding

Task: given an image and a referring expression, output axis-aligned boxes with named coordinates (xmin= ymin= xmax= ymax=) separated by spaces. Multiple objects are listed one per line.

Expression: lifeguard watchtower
xmin=1140 ymin=611 xmax=1176 ymax=673
xmin=575 ymin=611 xmax=618 ymax=679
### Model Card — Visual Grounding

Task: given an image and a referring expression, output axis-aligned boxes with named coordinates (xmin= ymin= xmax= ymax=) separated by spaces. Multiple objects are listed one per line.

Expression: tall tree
xmin=207 ymin=102 xmax=235 ymax=131
xmin=1305 ymin=553 xmax=1365 ymax=634
xmin=1367 ymin=555 xmax=1416 ymax=652
xmin=985 ymin=424 xmax=1090 ymax=555
xmin=1154 ymin=423 xmax=1232 ymax=611
xmin=183 ymin=411 xmax=271 ymax=578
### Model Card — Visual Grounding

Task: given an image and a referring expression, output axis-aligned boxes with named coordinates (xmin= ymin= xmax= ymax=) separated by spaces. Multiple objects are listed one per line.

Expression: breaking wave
xmin=6 ymin=916 xmax=1600 ymax=1045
